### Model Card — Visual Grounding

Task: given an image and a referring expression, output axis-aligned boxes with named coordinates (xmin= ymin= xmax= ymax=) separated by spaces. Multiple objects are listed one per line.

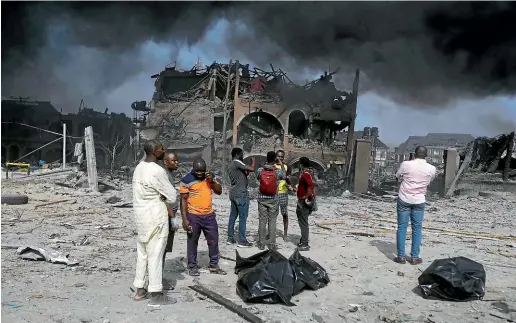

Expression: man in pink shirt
xmin=394 ymin=146 xmax=436 ymax=265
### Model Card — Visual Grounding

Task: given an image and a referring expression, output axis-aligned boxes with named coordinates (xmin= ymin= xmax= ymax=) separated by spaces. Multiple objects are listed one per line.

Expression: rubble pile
xmin=467 ymin=131 xmax=516 ymax=178
xmin=287 ymin=135 xmax=319 ymax=150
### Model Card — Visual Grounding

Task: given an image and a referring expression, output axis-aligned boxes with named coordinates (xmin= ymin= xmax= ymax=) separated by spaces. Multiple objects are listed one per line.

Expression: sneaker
xmin=257 ymin=243 xmax=265 ymax=251
xmin=208 ymin=265 xmax=227 ymax=275
xmin=237 ymin=240 xmax=253 ymax=248
xmin=297 ymin=244 xmax=310 ymax=251
xmin=226 ymin=239 xmax=236 ymax=245
xmin=148 ymin=293 xmax=177 ymax=307
xmin=188 ymin=267 xmax=200 ymax=276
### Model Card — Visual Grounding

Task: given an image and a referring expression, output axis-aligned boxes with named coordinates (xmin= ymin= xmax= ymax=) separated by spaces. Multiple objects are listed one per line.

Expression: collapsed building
xmin=1 ymin=98 xmax=135 ymax=170
xmin=136 ymin=60 xmax=359 ymax=180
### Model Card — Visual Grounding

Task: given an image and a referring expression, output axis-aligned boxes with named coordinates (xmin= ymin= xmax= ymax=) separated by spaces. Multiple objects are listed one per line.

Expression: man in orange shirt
xmin=180 ymin=158 xmax=226 ymax=276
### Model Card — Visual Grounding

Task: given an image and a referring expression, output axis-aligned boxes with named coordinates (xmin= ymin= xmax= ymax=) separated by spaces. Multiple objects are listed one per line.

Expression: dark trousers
xmin=165 ymin=218 xmax=176 ymax=253
xmin=296 ymin=200 xmax=312 ymax=245
xmin=228 ymin=193 xmax=250 ymax=242
xmin=186 ymin=213 xmax=219 ymax=268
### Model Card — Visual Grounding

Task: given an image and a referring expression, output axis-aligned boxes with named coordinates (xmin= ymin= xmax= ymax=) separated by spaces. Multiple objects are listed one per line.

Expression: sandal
xmin=209 ymin=266 xmax=227 ymax=275
xmin=134 ymin=288 xmax=149 ymax=301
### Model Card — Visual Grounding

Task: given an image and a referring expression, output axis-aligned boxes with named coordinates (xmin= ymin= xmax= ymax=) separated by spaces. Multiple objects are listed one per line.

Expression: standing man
xmin=296 ymin=156 xmax=315 ymax=251
xmin=256 ymin=151 xmax=286 ymax=251
xmin=395 ymin=146 xmax=436 ymax=265
xmin=132 ymin=140 xmax=177 ymax=306
xmin=275 ymin=149 xmax=294 ymax=240
xmin=226 ymin=147 xmax=255 ymax=247
xmin=180 ymin=158 xmax=227 ymax=276
xmin=161 ymin=152 xmax=180 ymax=273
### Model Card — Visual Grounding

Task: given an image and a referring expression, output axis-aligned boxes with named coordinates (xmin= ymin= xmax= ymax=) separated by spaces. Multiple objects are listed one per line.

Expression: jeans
xmin=228 ymin=194 xmax=250 ymax=242
xmin=396 ymin=198 xmax=425 ymax=259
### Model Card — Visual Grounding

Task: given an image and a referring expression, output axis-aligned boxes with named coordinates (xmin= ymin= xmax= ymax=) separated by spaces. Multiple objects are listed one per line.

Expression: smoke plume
xmin=2 ymin=1 xmax=516 ymax=112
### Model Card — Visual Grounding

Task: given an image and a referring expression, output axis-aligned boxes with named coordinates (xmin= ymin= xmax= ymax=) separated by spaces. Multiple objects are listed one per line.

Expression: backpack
xmin=259 ymin=169 xmax=277 ymax=195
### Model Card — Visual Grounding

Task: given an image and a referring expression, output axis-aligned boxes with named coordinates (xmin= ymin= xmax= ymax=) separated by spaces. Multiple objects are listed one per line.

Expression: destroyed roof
xmin=336 ymin=131 xmax=389 ymax=149
xmin=396 ymin=133 xmax=475 ymax=154
xmin=151 ymin=60 xmax=357 ymax=118
xmin=424 ymin=133 xmax=475 ymax=147
xmin=1 ymin=99 xmax=61 ymax=117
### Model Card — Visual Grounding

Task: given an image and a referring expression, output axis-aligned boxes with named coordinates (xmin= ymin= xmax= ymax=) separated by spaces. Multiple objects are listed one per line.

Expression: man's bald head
xmin=143 ymin=139 xmax=165 ymax=160
xmin=163 ymin=151 xmax=179 ymax=170
xmin=193 ymin=158 xmax=206 ymax=170
xmin=192 ymin=158 xmax=207 ymax=180
xmin=414 ymin=146 xmax=428 ymax=159
xmin=144 ymin=140 xmax=161 ymax=154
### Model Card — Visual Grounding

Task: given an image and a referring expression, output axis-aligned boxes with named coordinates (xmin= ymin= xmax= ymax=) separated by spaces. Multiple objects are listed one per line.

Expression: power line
xmin=1 ymin=122 xmax=83 ymax=139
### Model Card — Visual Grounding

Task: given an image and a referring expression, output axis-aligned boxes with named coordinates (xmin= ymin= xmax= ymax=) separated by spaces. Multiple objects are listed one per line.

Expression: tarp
xmin=235 ymin=249 xmax=329 ymax=306
xmin=418 ymin=256 xmax=486 ymax=301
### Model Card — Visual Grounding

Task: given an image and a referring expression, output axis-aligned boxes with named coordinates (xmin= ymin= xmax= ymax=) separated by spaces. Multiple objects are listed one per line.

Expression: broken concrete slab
xmin=479 ymin=191 xmax=506 ymax=199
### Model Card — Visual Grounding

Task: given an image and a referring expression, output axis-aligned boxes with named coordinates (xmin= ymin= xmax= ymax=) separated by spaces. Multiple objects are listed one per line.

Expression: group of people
xmin=226 ymin=148 xmax=316 ymax=251
xmin=131 ymin=140 xmax=228 ymax=307
xmin=131 ymin=137 xmax=435 ymax=307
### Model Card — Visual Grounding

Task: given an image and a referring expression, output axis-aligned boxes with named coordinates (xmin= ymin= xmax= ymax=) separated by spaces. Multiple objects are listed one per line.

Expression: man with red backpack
xmin=256 ymin=151 xmax=286 ymax=251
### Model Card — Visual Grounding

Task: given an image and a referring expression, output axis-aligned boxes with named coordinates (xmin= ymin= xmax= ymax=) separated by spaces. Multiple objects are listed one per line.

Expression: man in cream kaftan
xmin=132 ymin=140 xmax=177 ymax=307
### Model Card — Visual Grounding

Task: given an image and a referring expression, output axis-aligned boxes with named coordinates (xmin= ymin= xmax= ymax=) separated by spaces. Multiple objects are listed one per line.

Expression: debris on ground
xmin=17 ymin=245 xmax=79 ymax=266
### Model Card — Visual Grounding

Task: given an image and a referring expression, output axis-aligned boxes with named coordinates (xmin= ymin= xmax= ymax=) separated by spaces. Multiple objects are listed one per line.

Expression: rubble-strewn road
xmin=2 ymin=180 xmax=516 ymax=323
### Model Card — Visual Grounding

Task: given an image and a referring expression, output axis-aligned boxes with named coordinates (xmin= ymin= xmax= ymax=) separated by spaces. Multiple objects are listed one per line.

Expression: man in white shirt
xmin=132 ymin=140 xmax=177 ymax=306
xmin=395 ymin=146 xmax=436 ymax=265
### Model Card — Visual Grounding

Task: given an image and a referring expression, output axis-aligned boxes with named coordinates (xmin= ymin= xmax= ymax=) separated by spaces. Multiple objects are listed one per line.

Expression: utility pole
xmin=62 ymin=123 xmax=67 ymax=169
xmin=221 ymin=59 xmax=233 ymax=185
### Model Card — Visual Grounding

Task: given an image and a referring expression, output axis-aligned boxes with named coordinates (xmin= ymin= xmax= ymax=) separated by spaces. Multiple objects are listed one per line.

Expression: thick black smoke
xmin=2 ymin=1 xmax=516 ymax=111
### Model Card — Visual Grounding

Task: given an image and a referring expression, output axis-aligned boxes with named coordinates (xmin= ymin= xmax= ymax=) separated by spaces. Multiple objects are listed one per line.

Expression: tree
xmin=99 ymin=135 xmax=126 ymax=173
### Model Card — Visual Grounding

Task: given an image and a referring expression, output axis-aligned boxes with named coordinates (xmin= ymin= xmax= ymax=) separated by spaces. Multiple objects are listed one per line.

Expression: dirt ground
xmin=1 ymin=179 xmax=516 ymax=323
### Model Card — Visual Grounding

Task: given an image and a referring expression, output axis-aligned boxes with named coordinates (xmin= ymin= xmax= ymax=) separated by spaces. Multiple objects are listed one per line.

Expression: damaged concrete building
xmin=138 ymin=60 xmax=360 ymax=179
xmin=1 ymin=98 xmax=134 ymax=170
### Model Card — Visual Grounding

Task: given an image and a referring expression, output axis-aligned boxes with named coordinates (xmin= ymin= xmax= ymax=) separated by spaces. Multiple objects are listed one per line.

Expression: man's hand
xmin=182 ymin=219 xmax=192 ymax=232
xmin=206 ymin=172 xmax=213 ymax=183
xmin=288 ymin=185 xmax=295 ymax=191
xmin=166 ymin=203 xmax=175 ymax=218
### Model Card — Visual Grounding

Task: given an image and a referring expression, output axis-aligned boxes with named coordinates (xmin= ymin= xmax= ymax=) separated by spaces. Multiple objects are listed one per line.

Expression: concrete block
xmin=442 ymin=149 xmax=459 ymax=196
xmin=353 ymin=139 xmax=372 ymax=193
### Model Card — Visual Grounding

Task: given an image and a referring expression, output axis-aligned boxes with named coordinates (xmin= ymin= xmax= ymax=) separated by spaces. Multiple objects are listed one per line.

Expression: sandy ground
xmin=1 ymin=179 xmax=516 ymax=323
